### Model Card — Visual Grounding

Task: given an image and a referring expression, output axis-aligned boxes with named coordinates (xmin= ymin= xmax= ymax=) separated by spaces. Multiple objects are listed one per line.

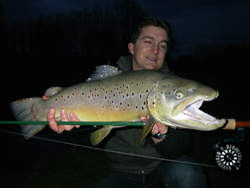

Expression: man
xmin=46 ymin=17 xmax=207 ymax=188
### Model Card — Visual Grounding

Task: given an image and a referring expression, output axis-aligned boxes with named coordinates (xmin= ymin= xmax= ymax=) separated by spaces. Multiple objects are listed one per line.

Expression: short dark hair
xmin=130 ymin=17 xmax=172 ymax=48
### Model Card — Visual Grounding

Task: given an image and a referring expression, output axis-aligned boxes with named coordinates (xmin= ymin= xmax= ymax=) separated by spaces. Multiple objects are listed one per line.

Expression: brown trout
xmin=10 ymin=65 xmax=226 ymax=145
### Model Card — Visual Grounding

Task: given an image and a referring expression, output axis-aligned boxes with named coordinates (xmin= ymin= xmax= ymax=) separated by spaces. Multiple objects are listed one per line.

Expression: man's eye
xmin=160 ymin=45 xmax=166 ymax=49
xmin=145 ymin=41 xmax=152 ymax=44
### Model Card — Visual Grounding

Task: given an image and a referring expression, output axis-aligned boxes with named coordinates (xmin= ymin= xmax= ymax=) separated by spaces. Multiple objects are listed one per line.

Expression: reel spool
xmin=212 ymin=128 xmax=245 ymax=172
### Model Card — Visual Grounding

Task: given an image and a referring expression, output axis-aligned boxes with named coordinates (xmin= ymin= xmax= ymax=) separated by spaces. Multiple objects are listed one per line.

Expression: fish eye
xmin=175 ymin=90 xmax=184 ymax=99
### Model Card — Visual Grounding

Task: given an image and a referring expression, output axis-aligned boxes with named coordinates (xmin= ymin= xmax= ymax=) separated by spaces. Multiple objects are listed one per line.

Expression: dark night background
xmin=0 ymin=0 xmax=250 ymax=187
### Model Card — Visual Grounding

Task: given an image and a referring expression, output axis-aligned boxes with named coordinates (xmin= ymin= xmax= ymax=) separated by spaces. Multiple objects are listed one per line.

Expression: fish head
xmin=147 ymin=75 xmax=226 ymax=130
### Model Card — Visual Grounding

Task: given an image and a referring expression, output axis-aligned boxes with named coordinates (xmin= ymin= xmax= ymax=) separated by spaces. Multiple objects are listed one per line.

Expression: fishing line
xmin=0 ymin=129 xmax=215 ymax=168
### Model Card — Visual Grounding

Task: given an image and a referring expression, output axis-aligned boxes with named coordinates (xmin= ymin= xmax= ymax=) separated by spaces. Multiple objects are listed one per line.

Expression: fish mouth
xmin=181 ymin=99 xmax=219 ymax=124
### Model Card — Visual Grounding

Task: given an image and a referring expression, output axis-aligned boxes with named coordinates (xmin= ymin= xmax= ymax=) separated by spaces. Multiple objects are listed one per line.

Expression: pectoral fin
xmin=140 ymin=116 xmax=155 ymax=142
xmin=90 ymin=126 xmax=113 ymax=146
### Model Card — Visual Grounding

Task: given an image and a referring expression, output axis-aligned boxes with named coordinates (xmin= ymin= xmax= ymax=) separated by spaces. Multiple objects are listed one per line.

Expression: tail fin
xmin=10 ymin=98 xmax=46 ymax=139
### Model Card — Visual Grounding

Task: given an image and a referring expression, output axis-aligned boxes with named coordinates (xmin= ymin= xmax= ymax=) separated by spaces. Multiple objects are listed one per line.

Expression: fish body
xmin=10 ymin=65 xmax=226 ymax=145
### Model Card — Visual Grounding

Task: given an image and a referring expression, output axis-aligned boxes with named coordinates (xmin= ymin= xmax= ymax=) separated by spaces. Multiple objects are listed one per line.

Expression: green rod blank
xmin=0 ymin=121 xmax=145 ymax=126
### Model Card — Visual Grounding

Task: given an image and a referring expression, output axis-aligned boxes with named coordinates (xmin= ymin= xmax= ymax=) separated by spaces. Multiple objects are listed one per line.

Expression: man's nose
xmin=151 ymin=44 xmax=159 ymax=54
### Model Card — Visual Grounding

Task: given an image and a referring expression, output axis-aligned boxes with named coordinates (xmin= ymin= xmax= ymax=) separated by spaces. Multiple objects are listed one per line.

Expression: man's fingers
xmin=60 ymin=109 xmax=74 ymax=131
xmin=140 ymin=116 xmax=148 ymax=122
xmin=69 ymin=112 xmax=80 ymax=128
xmin=151 ymin=122 xmax=168 ymax=135
xmin=47 ymin=108 xmax=55 ymax=120
xmin=60 ymin=109 xmax=69 ymax=121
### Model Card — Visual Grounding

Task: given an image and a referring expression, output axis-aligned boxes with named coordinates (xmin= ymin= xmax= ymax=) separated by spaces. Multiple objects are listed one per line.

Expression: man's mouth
xmin=146 ymin=56 xmax=157 ymax=61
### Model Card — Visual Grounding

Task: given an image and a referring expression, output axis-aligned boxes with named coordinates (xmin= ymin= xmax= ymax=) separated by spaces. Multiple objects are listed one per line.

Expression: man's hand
xmin=47 ymin=109 xmax=80 ymax=133
xmin=140 ymin=116 xmax=168 ymax=144
xmin=43 ymin=93 xmax=80 ymax=133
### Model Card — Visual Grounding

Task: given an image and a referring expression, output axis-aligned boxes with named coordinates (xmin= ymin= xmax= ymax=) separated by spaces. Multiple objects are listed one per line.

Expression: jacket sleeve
xmin=147 ymin=128 xmax=190 ymax=159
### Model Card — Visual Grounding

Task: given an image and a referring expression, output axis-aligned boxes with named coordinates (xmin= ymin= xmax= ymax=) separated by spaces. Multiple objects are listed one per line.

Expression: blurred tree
xmin=0 ymin=3 xmax=5 ymax=54
xmin=113 ymin=0 xmax=147 ymax=54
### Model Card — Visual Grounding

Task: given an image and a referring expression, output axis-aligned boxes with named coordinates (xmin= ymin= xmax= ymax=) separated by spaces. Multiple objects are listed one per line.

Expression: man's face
xmin=128 ymin=26 xmax=168 ymax=71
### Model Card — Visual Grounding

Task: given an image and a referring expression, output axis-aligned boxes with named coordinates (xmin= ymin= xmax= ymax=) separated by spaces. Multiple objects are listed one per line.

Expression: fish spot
xmin=74 ymin=88 xmax=77 ymax=90
xmin=132 ymin=92 xmax=134 ymax=96
xmin=120 ymin=102 xmax=122 ymax=105
xmin=116 ymin=105 xmax=118 ymax=108
xmin=126 ymin=86 xmax=129 ymax=89
xmin=102 ymin=106 xmax=104 ymax=108
xmin=144 ymin=101 xmax=146 ymax=105
xmin=173 ymin=89 xmax=176 ymax=91
xmin=135 ymin=105 xmax=138 ymax=109
xmin=136 ymin=83 xmax=138 ymax=86
xmin=112 ymin=100 xmax=114 ymax=103
xmin=142 ymin=106 xmax=144 ymax=110
xmin=55 ymin=99 xmax=58 ymax=101
xmin=61 ymin=95 xmax=63 ymax=98
xmin=142 ymin=82 xmax=144 ymax=84
xmin=131 ymin=82 xmax=133 ymax=84
xmin=123 ymin=109 xmax=125 ymax=111
xmin=140 ymin=94 xmax=142 ymax=99
xmin=105 ymin=96 xmax=107 ymax=99
xmin=126 ymin=93 xmax=129 ymax=97
xmin=82 ymin=92 xmax=84 ymax=95
xmin=89 ymin=90 xmax=92 ymax=93
xmin=67 ymin=95 xmax=69 ymax=98
xmin=146 ymin=89 xmax=149 ymax=93
xmin=127 ymin=104 xmax=130 ymax=107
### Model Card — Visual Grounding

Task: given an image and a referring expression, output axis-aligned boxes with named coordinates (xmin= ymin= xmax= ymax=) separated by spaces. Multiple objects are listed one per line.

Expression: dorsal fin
xmin=87 ymin=65 xmax=122 ymax=81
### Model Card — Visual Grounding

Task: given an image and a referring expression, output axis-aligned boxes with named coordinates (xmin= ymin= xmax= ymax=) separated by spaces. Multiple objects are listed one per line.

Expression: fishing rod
xmin=0 ymin=118 xmax=250 ymax=129
xmin=0 ymin=121 xmax=145 ymax=126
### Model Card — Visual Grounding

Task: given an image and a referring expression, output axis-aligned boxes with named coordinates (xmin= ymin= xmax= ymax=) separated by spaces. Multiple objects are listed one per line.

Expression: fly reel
xmin=212 ymin=128 xmax=245 ymax=172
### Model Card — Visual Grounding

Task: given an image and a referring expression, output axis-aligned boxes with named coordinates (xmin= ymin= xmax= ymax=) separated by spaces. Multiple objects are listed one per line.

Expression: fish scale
xmin=44 ymin=70 xmax=163 ymax=122
xmin=10 ymin=65 xmax=226 ymax=145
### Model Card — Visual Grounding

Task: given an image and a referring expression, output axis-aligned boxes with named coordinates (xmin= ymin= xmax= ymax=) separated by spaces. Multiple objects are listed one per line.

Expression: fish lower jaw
xmin=176 ymin=111 xmax=223 ymax=126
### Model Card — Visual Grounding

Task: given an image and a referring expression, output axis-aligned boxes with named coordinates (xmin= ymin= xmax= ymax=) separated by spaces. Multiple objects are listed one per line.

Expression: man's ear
xmin=128 ymin=43 xmax=134 ymax=55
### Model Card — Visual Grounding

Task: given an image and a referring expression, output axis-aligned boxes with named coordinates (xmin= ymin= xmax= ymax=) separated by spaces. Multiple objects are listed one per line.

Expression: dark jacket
xmin=105 ymin=55 xmax=190 ymax=175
